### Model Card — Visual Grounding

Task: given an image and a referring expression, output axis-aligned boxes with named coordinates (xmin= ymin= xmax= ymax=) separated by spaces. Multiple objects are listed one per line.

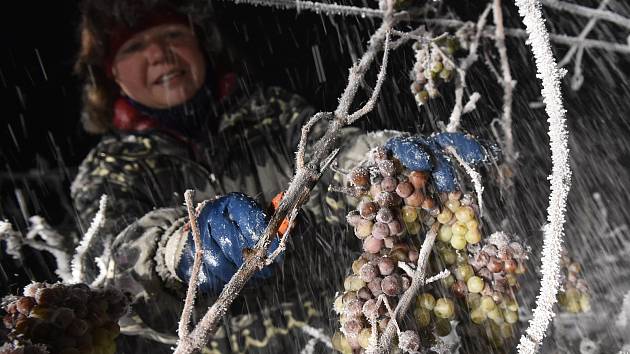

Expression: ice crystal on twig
xmin=71 ymin=194 xmax=108 ymax=283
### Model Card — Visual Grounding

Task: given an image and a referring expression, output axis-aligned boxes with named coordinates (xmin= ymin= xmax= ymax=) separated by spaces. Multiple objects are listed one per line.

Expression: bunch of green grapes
xmin=1 ymin=282 xmax=128 ymax=354
xmin=332 ymin=145 xmax=531 ymax=353
xmin=409 ymin=36 xmax=459 ymax=107
xmin=432 ymin=192 xmax=528 ymax=347
xmin=557 ymin=250 xmax=590 ymax=313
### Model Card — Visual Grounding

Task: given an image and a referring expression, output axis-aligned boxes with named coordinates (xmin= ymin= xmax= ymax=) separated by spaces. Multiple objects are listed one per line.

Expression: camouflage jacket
xmin=70 ymin=86 xmax=392 ymax=353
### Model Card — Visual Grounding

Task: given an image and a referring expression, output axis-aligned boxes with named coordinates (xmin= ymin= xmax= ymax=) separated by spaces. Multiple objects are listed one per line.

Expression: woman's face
xmin=112 ymin=24 xmax=206 ymax=109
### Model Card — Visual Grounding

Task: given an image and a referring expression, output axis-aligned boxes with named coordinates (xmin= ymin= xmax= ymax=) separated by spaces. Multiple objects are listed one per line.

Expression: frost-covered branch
xmin=347 ymin=31 xmax=391 ymax=124
xmin=446 ymin=5 xmax=492 ymax=132
xmin=560 ymin=0 xmax=611 ymax=91
xmin=266 ymin=204 xmax=300 ymax=264
xmin=447 ymin=147 xmax=485 ymax=217
xmin=426 ymin=269 xmax=451 ymax=284
xmin=558 ymin=0 xmax=611 ymax=68
xmin=71 ymin=194 xmax=108 ymax=284
xmin=0 ymin=217 xmax=75 ymax=282
xmin=541 ymin=0 xmax=630 ymax=30
xmin=491 ymin=0 xmax=517 ymax=173
xmin=514 ymin=0 xmax=572 ymax=353
xmin=225 ymin=0 xmax=384 ymax=18
xmin=425 ymin=18 xmax=630 ymax=54
xmin=177 ymin=190 xmax=204 ymax=343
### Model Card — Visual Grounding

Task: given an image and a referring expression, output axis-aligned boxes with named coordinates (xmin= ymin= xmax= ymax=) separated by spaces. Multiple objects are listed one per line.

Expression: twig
xmin=447 ymin=147 xmax=485 ymax=217
xmin=426 ymin=269 xmax=450 ymax=284
xmin=492 ymin=0 xmax=517 ymax=170
xmin=371 ymin=223 xmax=439 ymax=354
xmin=90 ymin=235 xmax=113 ymax=288
xmin=71 ymin=194 xmax=108 ymax=284
xmin=266 ymin=205 xmax=300 ymax=264
xmin=347 ymin=30 xmax=392 ymax=124
xmin=541 ymin=0 xmax=630 ymax=30
xmin=225 ymin=0 xmax=385 ymax=18
xmin=446 ymin=5 xmax=492 ymax=132
xmin=557 ymin=0 xmax=611 ymax=68
xmin=297 ymin=112 xmax=330 ymax=168
xmin=425 ymin=18 xmax=630 ymax=54
xmin=514 ymin=0 xmax=572 ymax=353
xmin=178 ymin=190 xmax=205 ymax=342
xmin=462 ymin=92 xmax=482 ymax=114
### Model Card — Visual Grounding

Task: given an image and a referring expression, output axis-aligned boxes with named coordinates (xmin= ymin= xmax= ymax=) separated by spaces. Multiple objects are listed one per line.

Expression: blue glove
xmin=385 ymin=132 xmax=492 ymax=192
xmin=176 ymin=192 xmax=282 ymax=293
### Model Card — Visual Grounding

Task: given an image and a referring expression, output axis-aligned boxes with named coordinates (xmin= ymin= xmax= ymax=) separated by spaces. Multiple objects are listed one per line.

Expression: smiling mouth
xmin=154 ymin=69 xmax=186 ymax=85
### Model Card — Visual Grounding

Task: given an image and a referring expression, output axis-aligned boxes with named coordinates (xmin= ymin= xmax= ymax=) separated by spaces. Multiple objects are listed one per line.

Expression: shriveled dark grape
xmin=398 ymin=330 xmax=420 ymax=352
xmin=345 ymin=299 xmax=365 ymax=318
xmin=350 ymin=167 xmax=370 ymax=187
xmin=372 ymin=222 xmax=390 ymax=240
xmin=362 ymin=299 xmax=380 ymax=320
xmin=378 ymin=257 xmax=396 ymax=276
xmin=376 ymin=208 xmax=394 ymax=224
xmin=381 ymin=275 xmax=402 ymax=297
xmin=381 ymin=176 xmax=397 ymax=192
xmin=359 ymin=264 xmax=378 ymax=283
xmin=376 ymin=191 xmax=399 ymax=208
xmin=359 ymin=201 xmax=378 ymax=220
xmin=368 ymin=277 xmax=384 ymax=297
xmin=346 ymin=210 xmax=362 ymax=227
xmin=395 ymin=180 xmax=414 ymax=198
xmin=16 ymin=297 xmax=36 ymax=316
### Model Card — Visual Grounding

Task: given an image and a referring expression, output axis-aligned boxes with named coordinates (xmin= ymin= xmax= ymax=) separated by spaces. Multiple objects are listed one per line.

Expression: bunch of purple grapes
xmin=1 ymin=282 xmax=128 ymax=354
xmin=332 ymin=146 xmax=530 ymax=353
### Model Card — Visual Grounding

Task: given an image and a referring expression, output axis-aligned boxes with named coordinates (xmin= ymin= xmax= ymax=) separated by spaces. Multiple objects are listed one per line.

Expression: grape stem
xmin=490 ymin=0 xmax=517 ymax=186
xmin=445 ymin=4 xmax=492 ymax=133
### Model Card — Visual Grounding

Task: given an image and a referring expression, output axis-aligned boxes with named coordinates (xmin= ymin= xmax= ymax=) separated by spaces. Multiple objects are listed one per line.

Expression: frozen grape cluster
xmin=331 ymin=145 xmax=530 ymax=353
xmin=1 ymin=282 xmax=129 ymax=354
xmin=557 ymin=250 xmax=590 ymax=313
xmin=409 ymin=36 xmax=459 ymax=107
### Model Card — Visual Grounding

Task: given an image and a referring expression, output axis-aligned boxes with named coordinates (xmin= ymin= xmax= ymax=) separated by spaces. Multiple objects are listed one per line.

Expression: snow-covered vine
xmin=514 ymin=0 xmax=572 ymax=353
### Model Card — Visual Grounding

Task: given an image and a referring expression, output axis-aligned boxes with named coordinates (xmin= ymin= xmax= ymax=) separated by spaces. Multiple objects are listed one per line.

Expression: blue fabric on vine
xmin=125 ymin=66 xmax=216 ymax=139
xmin=384 ymin=132 xmax=488 ymax=192
xmin=175 ymin=192 xmax=283 ymax=294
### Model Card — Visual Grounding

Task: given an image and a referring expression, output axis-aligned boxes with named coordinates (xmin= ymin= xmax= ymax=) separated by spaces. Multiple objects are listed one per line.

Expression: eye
xmin=120 ymin=41 xmax=144 ymax=54
xmin=165 ymin=30 xmax=186 ymax=40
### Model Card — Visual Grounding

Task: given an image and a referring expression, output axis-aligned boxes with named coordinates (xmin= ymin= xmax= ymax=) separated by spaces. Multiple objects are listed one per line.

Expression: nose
xmin=145 ymin=39 xmax=174 ymax=65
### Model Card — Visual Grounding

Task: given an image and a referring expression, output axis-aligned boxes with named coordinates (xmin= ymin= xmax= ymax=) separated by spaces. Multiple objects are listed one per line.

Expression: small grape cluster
xmin=557 ymin=250 xmax=590 ymax=313
xmin=409 ymin=36 xmax=459 ymax=107
xmin=432 ymin=194 xmax=528 ymax=346
xmin=1 ymin=282 xmax=129 ymax=354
